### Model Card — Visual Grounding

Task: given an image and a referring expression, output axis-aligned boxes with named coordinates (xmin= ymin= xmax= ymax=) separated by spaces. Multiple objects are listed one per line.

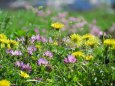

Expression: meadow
xmin=0 ymin=9 xmax=115 ymax=86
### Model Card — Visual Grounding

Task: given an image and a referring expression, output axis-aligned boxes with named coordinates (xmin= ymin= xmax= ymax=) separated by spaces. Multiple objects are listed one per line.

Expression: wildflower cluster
xmin=0 ymin=34 xmax=18 ymax=49
xmin=0 ymin=10 xmax=115 ymax=86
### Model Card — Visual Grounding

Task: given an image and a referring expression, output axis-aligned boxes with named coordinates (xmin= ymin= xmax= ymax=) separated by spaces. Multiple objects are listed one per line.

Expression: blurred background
xmin=0 ymin=0 xmax=115 ymax=11
xmin=0 ymin=0 xmax=115 ymax=37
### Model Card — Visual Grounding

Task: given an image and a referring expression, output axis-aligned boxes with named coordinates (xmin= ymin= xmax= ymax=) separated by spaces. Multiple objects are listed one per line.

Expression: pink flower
xmin=41 ymin=36 xmax=47 ymax=43
xmin=6 ymin=49 xmax=22 ymax=56
xmin=34 ymin=28 xmax=39 ymax=34
xmin=15 ymin=61 xmax=32 ymax=72
xmin=37 ymin=58 xmax=48 ymax=66
xmin=11 ymin=50 xmax=22 ymax=56
xmin=64 ymin=55 xmax=77 ymax=63
xmin=27 ymin=46 xmax=37 ymax=55
xmin=31 ymin=35 xmax=37 ymax=43
xmin=43 ymin=51 xmax=53 ymax=58
xmin=36 ymin=34 xmax=41 ymax=41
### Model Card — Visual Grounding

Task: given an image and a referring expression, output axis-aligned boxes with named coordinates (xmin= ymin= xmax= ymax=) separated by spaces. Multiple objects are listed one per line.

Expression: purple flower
xmin=6 ymin=49 xmax=22 ymax=56
xmin=37 ymin=58 xmax=48 ymax=66
xmin=30 ymin=34 xmax=41 ymax=43
xmin=64 ymin=55 xmax=77 ymax=63
xmin=15 ymin=61 xmax=23 ymax=67
xmin=34 ymin=28 xmax=39 ymax=34
xmin=41 ymin=36 xmax=47 ymax=42
xmin=89 ymin=24 xmax=102 ymax=36
xmin=21 ymin=63 xmax=32 ymax=72
xmin=43 ymin=51 xmax=53 ymax=58
xmin=17 ymin=37 xmax=25 ymax=42
xmin=11 ymin=50 xmax=22 ymax=56
xmin=31 ymin=35 xmax=37 ymax=43
xmin=15 ymin=61 xmax=32 ymax=72
xmin=6 ymin=49 xmax=13 ymax=54
xmin=27 ymin=46 xmax=37 ymax=55
xmin=36 ymin=34 xmax=41 ymax=41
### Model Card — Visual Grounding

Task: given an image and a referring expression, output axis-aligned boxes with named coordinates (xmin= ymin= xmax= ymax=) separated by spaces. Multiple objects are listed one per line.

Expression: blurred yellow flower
xmin=19 ymin=71 xmax=30 ymax=78
xmin=72 ymin=51 xmax=84 ymax=57
xmin=0 ymin=80 xmax=10 ymax=86
xmin=85 ymin=37 xmax=99 ymax=46
xmin=70 ymin=34 xmax=82 ymax=47
xmin=0 ymin=39 xmax=9 ymax=44
xmin=82 ymin=34 xmax=94 ymax=40
xmin=104 ymin=39 xmax=115 ymax=46
xmin=70 ymin=34 xmax=81 ymax=42
xmin=85 ymin=55 xmax=93 ymax=61
xmin=9 ymin=40 xmax=19 ymax=46
xmin=0 ymin=34 xmax=7 ymax=39
xmin=51 ymin=22 xmax=64 ymax=29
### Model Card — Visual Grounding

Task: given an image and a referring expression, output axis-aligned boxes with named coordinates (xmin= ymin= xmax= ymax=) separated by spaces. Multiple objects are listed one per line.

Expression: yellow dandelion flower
xmin=70 ymin=34 xmax=83 ymax=47
xmin=85 ymin=37 xmax=99 ymax=46
xmin=85 ymin=55 xmax=93 ymax=61
xmin=82 ymin=34 xmax=94 ymax=40
xmin=70 ymin=34 xmax=81 ymax=42
xmin=0 ymin=79 xmax=10 ymax=86
xmin=19 ymin=71 xmax=30 ymax=78
xmin=9 ymin=40 xmax=19 ymax=46
xmin=0 ymin=34 xmax=7 ymax=39
xmin=51 ymin=22 xmax=64 ymax=29
xmin=0 ymin=39 xmax=9 ymax=44
xmin=104 ymin=39 xmax=115 ymax=46
xmin=72 ymin=51 xmax=84 ymax=57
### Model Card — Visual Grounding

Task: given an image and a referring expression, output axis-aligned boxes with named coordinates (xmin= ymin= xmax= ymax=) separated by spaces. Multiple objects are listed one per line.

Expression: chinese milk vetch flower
xmin=6 ymin=49 xmax=22 ymax=56
xmin=11 ymin=50 xmax=22 ymax=56
xmin=51 ymin=22 xmax=64 ymax=29
xmin=31 ymin=34 xmax=47 ymax=43
xmin=43 ymin=51 xmax=53 ymax=58
xmin=31 ymin=34 xmax=41 ymax=43
xmin=15 ymin=61 xmax=32 ymax=72
xmin=40 ymin=36 xmax=47 ymax=43
xmin=15 ymin=61 xmax=24 ymax=67
xmin=19 ymin=71 xmax=30 ymax=78
xmin=90 ymin=25 xmax=102 ymax=36
xmin=64 ymin=55 xmax=77 ymax=63
xmin=27 ymin=46 xmax=37 ymax=55
xmin=21 ymin=63 xmax=32 ymax=72
xmin=37 ymin=58 xmax=48 ymax=66
xmin=0 ymin=79 xmax=10 ymax=86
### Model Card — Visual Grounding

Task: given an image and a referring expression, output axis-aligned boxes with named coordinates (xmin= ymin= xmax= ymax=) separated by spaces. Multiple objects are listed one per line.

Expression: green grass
xmin=0 ymin=9 xmax=115 ymax=37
